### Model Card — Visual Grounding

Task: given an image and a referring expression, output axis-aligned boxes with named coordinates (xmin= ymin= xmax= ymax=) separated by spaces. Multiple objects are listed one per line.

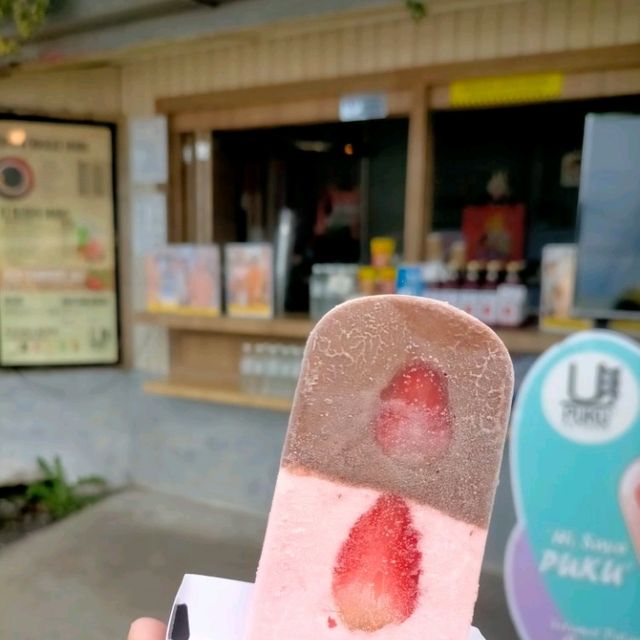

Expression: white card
xmin=166 ymin=574 xmax=487 ymax=640
xmin=129 ymin=116 xmax=168 ymax=185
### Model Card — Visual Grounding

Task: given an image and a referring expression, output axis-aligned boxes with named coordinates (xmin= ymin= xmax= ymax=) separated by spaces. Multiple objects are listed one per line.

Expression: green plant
xmin=0 ymin=0 xmax=50 ymax=55
xmin=406 ymin=0 xmax=427 ymax=21
xmin=25 ymin=456 xmax=106 ymax=520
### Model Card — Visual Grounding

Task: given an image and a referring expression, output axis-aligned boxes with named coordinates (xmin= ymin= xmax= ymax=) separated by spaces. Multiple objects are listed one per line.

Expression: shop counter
xmin=136 ymin=311 xmax=569 ymax=411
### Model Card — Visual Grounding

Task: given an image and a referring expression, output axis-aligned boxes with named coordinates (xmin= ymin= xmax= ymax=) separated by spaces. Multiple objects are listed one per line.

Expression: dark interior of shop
xmin=215 ymin=118 xmax=408 ymax=310
xmin=433 ymin=94 xmax=640 ymax=263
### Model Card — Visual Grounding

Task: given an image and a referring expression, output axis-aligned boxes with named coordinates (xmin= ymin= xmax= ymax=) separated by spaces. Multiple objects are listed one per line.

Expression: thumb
xmin=128 ymin=617 xmax=167 ymax=640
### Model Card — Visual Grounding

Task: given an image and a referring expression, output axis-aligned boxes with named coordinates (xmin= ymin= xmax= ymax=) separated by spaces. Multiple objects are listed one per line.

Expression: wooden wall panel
xmin=120 ymin=0 xmax=640 ymax=119
xmin=592 ymin=0 xmax=620 ymax=46
xmin=543 ymin=0 xmax=570 ymax=52
xmin=522 ymin=1 xmax=546 ymax=54
xmin=498 ymin=3 xmax=523 ymax=58
xmin=404 ymin=85 xmax=432 ymax=262
xmin=477 ymin=4 xmax=501 ymax=59
xmin=567 ymin=0 xmax=593 ymax=49
xmin=0 ymin=66 xmax=121 ymax=117
xmin=455 ymin=9 xmax=478 ymax=60
xmin=618 ymin=0 xmax=640 ymax=43
xmin=434 ymin=12 xmax=457 ymax=63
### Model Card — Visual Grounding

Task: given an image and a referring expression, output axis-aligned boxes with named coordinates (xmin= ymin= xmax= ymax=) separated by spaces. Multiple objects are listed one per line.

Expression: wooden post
xmin=167 ymin=127 xmax=185 ymax=242
xmin=181 ymin=133 xmax=197 ymax=241
xmin=194 ymin=130 xmax=214 ymax=243
xmin=403 ymin=83 xmax=433 ymax=262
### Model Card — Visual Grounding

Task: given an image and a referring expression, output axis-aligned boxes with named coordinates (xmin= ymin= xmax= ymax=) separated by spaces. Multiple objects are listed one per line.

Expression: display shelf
xmin=493 ymin=327 xmax=563 ymax=355
xmin=136 ymin=311 xmax=572 ymax=410
xmin=135 ymin=311 xmax=563 ymax=354
xmin=135 ymin=311 xmax=314 ymax=339
xmin=143 ymin=378 xmax=293 ymax=412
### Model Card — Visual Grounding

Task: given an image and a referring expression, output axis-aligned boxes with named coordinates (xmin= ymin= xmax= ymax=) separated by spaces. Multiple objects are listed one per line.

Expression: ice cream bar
xmin=244 ymin=296 xmax=514 ymax=639
xmin=619 ymin=458 xmax=640 ymax=561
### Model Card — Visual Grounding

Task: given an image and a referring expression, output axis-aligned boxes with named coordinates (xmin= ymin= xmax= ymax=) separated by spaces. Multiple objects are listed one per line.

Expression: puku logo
xmin=561 ymin=363 xmax=620 ymax=429
xmin=543 ymin=350 xmax=637 ymax=445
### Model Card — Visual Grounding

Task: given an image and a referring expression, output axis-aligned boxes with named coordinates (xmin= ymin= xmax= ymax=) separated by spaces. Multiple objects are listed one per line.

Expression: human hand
xmin=128 ymin=617 xmax=166 ymax=640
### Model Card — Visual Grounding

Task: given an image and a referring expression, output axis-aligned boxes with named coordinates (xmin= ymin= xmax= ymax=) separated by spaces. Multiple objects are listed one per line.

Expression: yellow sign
xmin=0 ymin=119 xmax=118 ymax=365
xmin=450 ymin=73 xmax=564 ymax=107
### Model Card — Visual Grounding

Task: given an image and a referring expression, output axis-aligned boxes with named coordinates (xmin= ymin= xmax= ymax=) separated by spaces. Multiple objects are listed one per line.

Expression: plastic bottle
xmin=496 ymin=261 xmax=528 ymax=326
xmin=477 ymin=260 xmax=502 ymax=325
xmin=439 ymin=259 xmax=463 ymax=308
xmin=358 ymin=266 xmax=378 ymax=296
xmin=421 ymin=233 xmax=449 ymax=299
xmin=240 ymin=342 xmax=255 ymax=393
xmin=253 ymin=343 xmax=268 ymax=395
xmin=263 ymin=343 xmax=280 ymax=396
xmin=459 ymin=261 xmax=482 ymax=318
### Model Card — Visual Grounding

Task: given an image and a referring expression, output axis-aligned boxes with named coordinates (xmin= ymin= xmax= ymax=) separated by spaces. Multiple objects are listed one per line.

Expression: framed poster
xmin=0 ymin=116 xmax=119 ymax=366
xmin=462 ymin=204 xmax=525 ymax=262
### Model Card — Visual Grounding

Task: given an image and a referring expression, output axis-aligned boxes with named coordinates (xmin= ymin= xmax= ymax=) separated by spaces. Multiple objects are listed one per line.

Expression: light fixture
xmin=7 ymin=128 xmax=26 ymax=146
xmin=294 ymin=140 xmax=331 ymax=153
xmin=344 ymin=143 xmax=354 ymax=156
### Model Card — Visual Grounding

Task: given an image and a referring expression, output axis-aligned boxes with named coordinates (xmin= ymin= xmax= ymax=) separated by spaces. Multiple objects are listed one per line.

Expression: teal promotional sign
xmin=506 ymin=331 xmax=640 ymax=640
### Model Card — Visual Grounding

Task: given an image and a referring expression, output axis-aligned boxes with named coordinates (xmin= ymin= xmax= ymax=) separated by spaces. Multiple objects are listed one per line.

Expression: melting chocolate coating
xmin=282 ymin=296 xmax=514 ymax=527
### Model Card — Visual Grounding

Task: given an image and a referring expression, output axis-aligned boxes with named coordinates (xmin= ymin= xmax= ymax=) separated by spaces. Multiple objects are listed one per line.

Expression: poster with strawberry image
xmin=0 ymin=118 xmax=118 ymax=365
xmin=505 ymin=331 xmax=640 ymax=639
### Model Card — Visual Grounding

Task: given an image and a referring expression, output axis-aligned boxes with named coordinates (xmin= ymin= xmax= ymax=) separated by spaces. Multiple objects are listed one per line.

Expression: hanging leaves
xmin=405 ymin=0 xmax=427 ymax=21
xmin=0 ymin=0 xmax=50 ymax=55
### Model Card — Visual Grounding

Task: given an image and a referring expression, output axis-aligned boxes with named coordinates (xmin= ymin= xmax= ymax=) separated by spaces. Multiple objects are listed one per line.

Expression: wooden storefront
xmin=131 ymin=1 xmax=640 ymax=409
xmin=3 ymin=0 xmax=636 ymax=402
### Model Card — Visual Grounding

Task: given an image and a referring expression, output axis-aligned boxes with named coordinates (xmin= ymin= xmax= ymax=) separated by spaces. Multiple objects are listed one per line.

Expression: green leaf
xmin=25 ymin=457 xmax=107 ymax=520
xmin=406 ymin=0 xmax=427 ymax=20
xmin=76 ymin=475 xmax=107 ymax=486
xmin=25 ymin=484 xmax=49 ymax=501
xmin=37 ymin=456 xmax=53 ymax=479
xmin=0 ymin=0 xmax=50 ymax=56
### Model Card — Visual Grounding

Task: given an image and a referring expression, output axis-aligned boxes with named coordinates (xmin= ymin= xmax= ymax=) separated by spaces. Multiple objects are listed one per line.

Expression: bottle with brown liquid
xmin=477 ymin=260 xmax=503 ymax=325
xmin=496 ymin=261 xmax=528 ymax=326
xmin=459 ymin=260 xmax=482 ymax=318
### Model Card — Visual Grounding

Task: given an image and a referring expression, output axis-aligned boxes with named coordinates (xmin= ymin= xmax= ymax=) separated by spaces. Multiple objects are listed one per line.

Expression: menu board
xmin=0 ymin=118 xmax=118 ymax=366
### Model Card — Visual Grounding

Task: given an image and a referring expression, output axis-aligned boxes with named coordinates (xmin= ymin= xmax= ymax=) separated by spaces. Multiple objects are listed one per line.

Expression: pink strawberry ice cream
xmin=244 ymin=296 xmax=513 ymax=639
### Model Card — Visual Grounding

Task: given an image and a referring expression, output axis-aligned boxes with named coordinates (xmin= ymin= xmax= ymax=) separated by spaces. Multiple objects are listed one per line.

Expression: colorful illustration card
xmin=506 ymin=331 xmax=640 ymax=639
xmin=165 ymin=574 xmax=487 ymax=640
xmin=224 ymin=243 xmax=273 ymax=318
xmin=462 ymin=204 xmax=525 ymax=262
xmin=539 ymin=244 xmax=593 ymax=333
xmin=145 ymin=245 xmax=221 ymax=316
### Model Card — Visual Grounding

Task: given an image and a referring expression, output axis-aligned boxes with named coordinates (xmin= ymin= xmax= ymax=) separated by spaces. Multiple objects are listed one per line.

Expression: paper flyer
xmin=505 ymin=330 xmax=640 ymax=639
xmin=539 ymin=244 xmax=593 ymax=333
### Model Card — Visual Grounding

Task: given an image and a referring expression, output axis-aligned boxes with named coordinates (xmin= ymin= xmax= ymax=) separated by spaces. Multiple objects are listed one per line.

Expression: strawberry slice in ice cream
xmin=374 ymin=361 xmax=452 ymax=462
xmin=332 ymin=493 xmax=421 ymax=631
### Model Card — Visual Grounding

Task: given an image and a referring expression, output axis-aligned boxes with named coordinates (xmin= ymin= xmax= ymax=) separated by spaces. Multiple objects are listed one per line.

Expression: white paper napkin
xmin=165 ymin=574 xmax=487 ymax=640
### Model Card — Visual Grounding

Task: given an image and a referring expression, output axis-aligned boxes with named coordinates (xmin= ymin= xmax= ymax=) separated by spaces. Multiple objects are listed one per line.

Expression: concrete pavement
xmin=0 ymin=488 xmax=517 ymax=639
